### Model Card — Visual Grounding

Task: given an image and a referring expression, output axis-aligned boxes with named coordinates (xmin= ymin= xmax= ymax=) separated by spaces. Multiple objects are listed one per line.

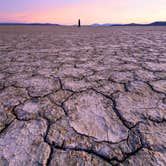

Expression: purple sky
xmin=0 ymin=0 xmax=166 ymax=24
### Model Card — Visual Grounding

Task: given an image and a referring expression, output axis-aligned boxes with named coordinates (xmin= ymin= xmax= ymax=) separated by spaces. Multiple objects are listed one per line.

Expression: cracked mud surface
xmin=0 ymin=26 xmax=166 ymax=165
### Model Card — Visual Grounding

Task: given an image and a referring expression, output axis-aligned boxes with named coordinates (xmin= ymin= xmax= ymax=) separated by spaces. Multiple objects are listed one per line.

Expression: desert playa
xmin=0 ymin=26 xmax=166 ymax=165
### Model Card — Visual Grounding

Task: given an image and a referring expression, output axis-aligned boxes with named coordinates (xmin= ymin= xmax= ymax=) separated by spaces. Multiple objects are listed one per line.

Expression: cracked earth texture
xmin=0 ymin=26 xmax=166 ymax=166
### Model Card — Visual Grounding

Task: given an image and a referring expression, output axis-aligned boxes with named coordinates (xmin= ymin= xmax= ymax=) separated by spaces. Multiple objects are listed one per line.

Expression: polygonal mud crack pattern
xmin=0 ymin=26 xmax=166 ymax=165
xmin=46 ymin=116 xmax=142 ymax=163
xmin=115 ymin=81 xmax=166 ymax=126
xmin=0 ymin=119 xmax=50 ymax=166
xmin=14 ymin=97 xmax=65 ymax=122
xmin=0 ymin=86 xmax=29 ymax=107
xmin=121 ymin=148 xmax=166 ymax=166
xmin=49 ymin=149 xmax=111 ymax=166
xmin=64 ymin=90 xmax=128 ymax=143
xmin=9 ymin=75 xmax=61 ymax=97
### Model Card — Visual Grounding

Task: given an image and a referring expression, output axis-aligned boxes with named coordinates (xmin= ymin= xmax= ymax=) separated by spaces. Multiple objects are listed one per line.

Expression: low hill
xmin=91 ymin=21 xmax=166 ymax=27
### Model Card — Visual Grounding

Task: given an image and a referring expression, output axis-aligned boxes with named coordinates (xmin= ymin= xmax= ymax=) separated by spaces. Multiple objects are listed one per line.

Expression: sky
xmin=0 ymin=0 xmax=166 ymax=25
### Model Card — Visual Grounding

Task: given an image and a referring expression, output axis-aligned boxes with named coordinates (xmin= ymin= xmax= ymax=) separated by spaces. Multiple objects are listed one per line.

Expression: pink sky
xmin=0 ymin=0 xmax=166 ymax=24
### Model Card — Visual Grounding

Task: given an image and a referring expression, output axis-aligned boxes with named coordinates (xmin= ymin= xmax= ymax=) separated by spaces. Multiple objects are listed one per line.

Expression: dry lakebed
xmin=0 ymin=26 xmax=166 ymax=165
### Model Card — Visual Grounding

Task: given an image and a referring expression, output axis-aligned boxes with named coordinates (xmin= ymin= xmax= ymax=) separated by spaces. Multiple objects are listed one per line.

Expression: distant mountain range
xmin=0 ymin=23 xmax=60 ymax=26
xmin=0 ymin=21 xmax=166 ymax=26
xmin=91 ymin=21 xmax=166 ymax=26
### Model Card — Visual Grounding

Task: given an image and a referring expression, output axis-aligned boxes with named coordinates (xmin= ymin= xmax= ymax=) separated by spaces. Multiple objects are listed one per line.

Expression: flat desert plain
xmin=0 ymin=26 xmax=166 ymax=165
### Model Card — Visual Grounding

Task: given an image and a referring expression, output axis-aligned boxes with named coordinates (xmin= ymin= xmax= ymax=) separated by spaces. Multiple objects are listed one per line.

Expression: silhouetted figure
xmin=78 ymin=19 xmax=81 ymax=27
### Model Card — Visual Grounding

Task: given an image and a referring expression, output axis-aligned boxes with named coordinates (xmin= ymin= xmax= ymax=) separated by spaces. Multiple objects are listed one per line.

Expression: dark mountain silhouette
xmin=148 ymin=21 xmax=166 ymax=26
xmin=91 ymin=21 xmax=166 ymax=27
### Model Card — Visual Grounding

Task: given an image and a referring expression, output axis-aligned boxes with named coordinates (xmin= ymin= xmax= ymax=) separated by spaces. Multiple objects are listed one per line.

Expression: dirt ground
xmin=0 ymin=26 xmax=166 ymax=165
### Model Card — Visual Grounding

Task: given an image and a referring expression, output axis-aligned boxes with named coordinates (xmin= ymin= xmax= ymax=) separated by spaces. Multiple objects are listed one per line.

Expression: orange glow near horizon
xmin=0 ymin=0 xmax=166 ymax=25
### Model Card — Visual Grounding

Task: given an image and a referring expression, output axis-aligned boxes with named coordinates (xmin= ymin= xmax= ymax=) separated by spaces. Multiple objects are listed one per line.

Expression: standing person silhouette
xmin=78 ymin=19 xmax=81 ymax=27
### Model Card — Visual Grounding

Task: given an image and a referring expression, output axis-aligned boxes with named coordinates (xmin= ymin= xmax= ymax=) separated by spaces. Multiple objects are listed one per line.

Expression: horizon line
xmin=0 ymin=21 xmax=166 ymax=25
xmin=0 ymin=20 xmax=166 ymax=26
